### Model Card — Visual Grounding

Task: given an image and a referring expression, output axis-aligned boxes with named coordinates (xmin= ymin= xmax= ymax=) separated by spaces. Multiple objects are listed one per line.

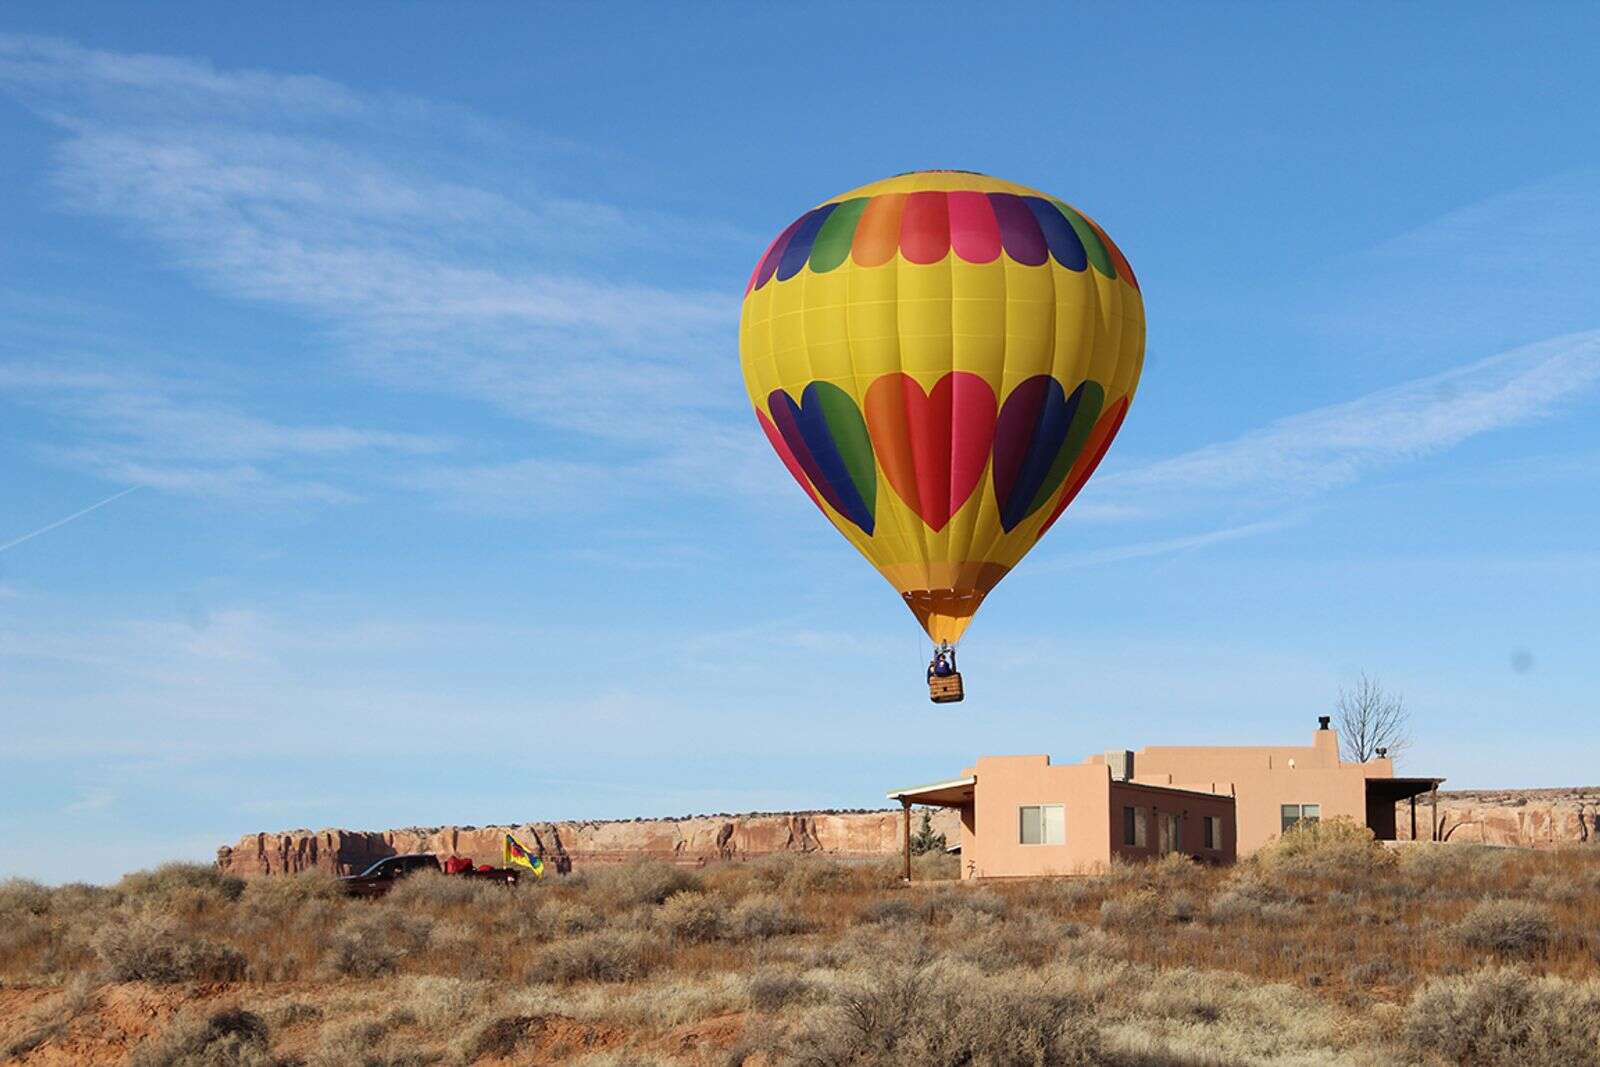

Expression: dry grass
xmin=2 ymin=836 xmax=1599 ymax=1065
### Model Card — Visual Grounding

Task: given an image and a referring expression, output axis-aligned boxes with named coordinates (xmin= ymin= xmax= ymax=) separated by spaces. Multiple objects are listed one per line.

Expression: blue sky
xmin=3 ymin=7 xmax=1598 ymax=882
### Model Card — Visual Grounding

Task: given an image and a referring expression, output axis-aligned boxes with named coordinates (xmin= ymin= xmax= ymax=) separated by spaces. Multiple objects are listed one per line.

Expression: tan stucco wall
xmin=1102 ymin=728 xmax=1394 ymax=854
xmin=951 ymin=757 xmax=1237 ymax=878
xmin=958 ymin=756 xmax=1115 ymax=878
xmin=1108 ymin=781 xmax=1237 ymax=865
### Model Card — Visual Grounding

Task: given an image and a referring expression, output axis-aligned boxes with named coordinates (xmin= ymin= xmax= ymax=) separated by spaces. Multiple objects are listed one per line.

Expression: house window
xmin=1019 ymin=804 xmax=1065 ymax=845
xmin=1123 ymin=806 xmax=1148 ymax=847
xmin=1281 ymin=803 xmax=1322 ymax=833
xmin=1204 ymin=815 xmax=1220 ymax=850
xmin=1156 ymin=811 xmax=1181 ymax=854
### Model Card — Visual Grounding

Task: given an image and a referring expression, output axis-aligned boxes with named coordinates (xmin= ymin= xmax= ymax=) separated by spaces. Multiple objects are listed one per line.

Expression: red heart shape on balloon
xmin=865 ymin=371 xmax=997 ymax=532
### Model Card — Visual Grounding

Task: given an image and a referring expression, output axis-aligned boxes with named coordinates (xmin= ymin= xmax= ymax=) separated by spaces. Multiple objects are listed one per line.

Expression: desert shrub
xmin=0 ymin=907 xmax=54 ymax=973
xmin=95 ymin=911 xmax=246 ymax=983
xmin=777 ymin=957 xmax=1102 ymax=1065
xmin=117 ymin=863 xmax=246 ymax=904
xmin=1403 ymin=967 xmax=1600 ymax=1066
xmin=1399 ymin=844 xmax=1515 ymax=895
xmin=1255 ymin=818 xmax=1395 ymax=882
xmin=0 ymin=878 xmax=53 ymax=919
xmin=1031 ymin=877 xmax=1104 ymax=911
xmin=860 ymin=897 xmax=917 ymax=925
xmin=1100 ymin=853 xmax=1209 ymax=895
xmin=657 ymin=890 xmax=726 ymax=942
xmin=238 ymin=871 xmax=340 ymax=915
xmin=747 ymin=967 xmax=808 ymax=1011
xmin=911 ymin=850 xmax=961 ymax=881
xmin=1524 ymin=873 xmax=1582 ymax=904
xmin=483 ymin=891 xmax=550 ymax=944
xmin=539 ymin=898 xmax=602 ymax=935
xmin=737 ymin=853 xmax=868 ymax=896
xmin=565 ymin=1055 xmax=664 ymax=1067
xmin=399 ymin=975 xmax=492 ymax=1028
xmin=947 ymin=911 xmax=1071 ymax=972
xmin=728 ymin=892 xmax=810 ymax=939
xmin=266 ymin=1001 xmax=322 ymax=1028
xmin=1165 ymin=892 xmax=1200 ymax=923
xmin=943 ymin=888 xmax=1009 ymax=918
xmin=1122 ymin=966 xmax=1353 ymax=1060
xmin=543 ymin=929 xmax=658 ymax=984
xmin=233 ymin=875 xmax=340 ymax=960
xmin=50 ymin=881 xmax=119 ymax=912
xmin=319 ymin=909 xmax=433 ymax=978
xmin=308 ymin=1018 xmax=431 ymax=1067
xmin=1453 ymin=900 xmax=1554 ymax=958
xmin=385 ymin=870 xmax=504 ymax=910
xmin=456 ymin=1013 xmax=536 ymax=1060
xmin=1100 ymin=889 xmax=1163 ymax=929
xmin=1207 ymin=885 xmax=1300 ymax=926
xmin=1345 ymin=957 xmax=1412 ymax=989
xmin=128 ymin=1008 xmax=272 ymax=1067
xmin=579 ymin=861 xmax=702 ymax=908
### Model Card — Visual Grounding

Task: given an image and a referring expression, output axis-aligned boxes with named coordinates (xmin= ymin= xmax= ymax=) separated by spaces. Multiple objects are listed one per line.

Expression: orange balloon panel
xmin=739 ymin=171 xmax=1144 ymax=643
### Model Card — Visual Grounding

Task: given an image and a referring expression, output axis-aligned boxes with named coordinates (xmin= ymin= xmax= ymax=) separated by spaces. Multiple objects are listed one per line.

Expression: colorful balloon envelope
xmin=739 ymin=171 xmax=1144 ymax=648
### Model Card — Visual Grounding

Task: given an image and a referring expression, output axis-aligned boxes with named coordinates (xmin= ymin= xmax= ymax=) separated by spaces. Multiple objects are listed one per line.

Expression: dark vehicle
xmin=338 ymin=853 xmax=519 ymax=898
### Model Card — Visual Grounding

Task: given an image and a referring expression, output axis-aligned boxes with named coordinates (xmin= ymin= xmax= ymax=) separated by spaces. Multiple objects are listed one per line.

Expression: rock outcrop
xmin=1394 ymin=787 xmax=1600 ymax=848
xmin=216 ymin=808 xmax=963 ymax=877
xmin=218 ymin=788 xmax=1600 ymax=878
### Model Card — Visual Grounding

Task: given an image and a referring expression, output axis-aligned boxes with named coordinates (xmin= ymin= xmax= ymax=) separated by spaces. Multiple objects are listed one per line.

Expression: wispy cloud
xmin=1037 ymin=515 xmax=1306 ymax=571
xmin=2 ymin=361 xmax=452 ymax=502
xmin=1307 ymin=170 xmax=1600 ymax=363
xmin=0 ymin=34 xmax=751 ymax=513
xmin=64 ymin=787 xmax=116 ymax=814
xmin=1105 ymin=329 xmax=1600 ymax=501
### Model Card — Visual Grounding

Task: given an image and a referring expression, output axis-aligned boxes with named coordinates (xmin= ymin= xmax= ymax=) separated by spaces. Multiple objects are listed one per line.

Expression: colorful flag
xmin=503 ymin=832 xmax=545 ymax=878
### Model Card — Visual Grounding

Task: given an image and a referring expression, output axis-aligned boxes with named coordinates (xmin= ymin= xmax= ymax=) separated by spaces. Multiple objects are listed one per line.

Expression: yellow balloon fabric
xmin=739 ymin=171 xmax=1144 ymax=644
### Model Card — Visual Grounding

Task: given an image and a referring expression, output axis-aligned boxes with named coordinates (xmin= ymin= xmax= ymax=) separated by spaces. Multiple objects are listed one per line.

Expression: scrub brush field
xmin=4 ymin=822 xmax=1599 ymax=1066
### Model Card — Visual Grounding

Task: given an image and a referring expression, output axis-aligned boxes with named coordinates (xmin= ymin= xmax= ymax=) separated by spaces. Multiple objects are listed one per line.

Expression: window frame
xmin=1123 ymin=805 xmax=1151 ymax=848
xmin=1281 ymin=803 xmax=1323 ymax=833
xmin=1203 ymin=815 xmax=1219 ymax=850
xmin=1018 ymin=804 xmax=1065 ymax=846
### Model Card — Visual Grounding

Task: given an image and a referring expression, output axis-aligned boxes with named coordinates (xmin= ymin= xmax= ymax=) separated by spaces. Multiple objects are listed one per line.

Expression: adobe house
xmin=1103 ymin=716 xmax=1444 ymax=855
xmin=888 ymin=754 xmax=1238 ymax=880
xmin=889 ymin=717 xmax=1442 ymax=879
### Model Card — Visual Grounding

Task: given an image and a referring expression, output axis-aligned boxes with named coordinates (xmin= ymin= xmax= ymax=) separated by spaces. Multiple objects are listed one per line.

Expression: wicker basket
xmin=928 ymin=672 xmax=965 ymax=704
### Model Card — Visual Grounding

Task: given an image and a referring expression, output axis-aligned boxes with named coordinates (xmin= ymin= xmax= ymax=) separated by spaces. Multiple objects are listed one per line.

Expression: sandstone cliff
xmin=216 ymin=808 xmax=963 ymax=877
xmin=1394 ymin=787 xmax=1600 ymax=848
xmin=218 ymin=788 xmax=1600 ymax=878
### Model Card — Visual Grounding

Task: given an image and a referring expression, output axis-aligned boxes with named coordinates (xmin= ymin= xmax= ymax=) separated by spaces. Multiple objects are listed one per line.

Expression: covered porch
xmin=886 ymin=775 xmax=974 ymax=881
xmin=1366 ymin=776 xmax=1447 ymax=841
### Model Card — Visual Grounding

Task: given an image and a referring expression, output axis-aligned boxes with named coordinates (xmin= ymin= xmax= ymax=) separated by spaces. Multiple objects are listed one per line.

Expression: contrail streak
xmin=0 ymin=486 xmax=143 ymax=554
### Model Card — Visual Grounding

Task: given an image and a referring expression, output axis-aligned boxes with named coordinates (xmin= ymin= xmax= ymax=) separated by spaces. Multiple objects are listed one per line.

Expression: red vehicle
xmin=338 ymin=853 xmax=520 ymax=898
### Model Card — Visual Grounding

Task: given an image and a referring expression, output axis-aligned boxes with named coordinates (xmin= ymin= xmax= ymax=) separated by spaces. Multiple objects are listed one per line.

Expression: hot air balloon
xmin=739 ymin=171 xmax=1144 ymax=702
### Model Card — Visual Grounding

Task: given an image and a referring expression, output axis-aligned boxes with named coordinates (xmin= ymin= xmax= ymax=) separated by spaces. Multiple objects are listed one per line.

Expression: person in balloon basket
xmin=928 ymin=645 xmax=957 ymax=681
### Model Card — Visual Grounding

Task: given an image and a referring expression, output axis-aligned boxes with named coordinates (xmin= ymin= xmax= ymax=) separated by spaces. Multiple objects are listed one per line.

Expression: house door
xmin=1158 ymin=812 xmax=1181 ymax=854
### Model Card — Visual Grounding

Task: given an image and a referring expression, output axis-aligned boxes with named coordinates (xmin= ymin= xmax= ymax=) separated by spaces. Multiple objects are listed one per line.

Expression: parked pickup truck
xmin=338 ymin=853 xmax=520 ymax=898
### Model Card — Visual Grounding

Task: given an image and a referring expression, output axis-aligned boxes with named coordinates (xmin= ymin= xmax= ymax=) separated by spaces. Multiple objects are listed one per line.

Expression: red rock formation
xmin=1393 ymin=788 xmax=1600 ymax=848
xmin=216 ymin=808 xmax=962 ymax=877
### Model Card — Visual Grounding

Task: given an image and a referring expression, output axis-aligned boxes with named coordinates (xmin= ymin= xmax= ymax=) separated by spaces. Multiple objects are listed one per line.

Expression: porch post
xmin=901 ymin=798 xmax=913 ymax=882
xmin=1409 ymin=795 xmax=1417 ymax=840
xmin=1430 ymin=785 xmax=1439 ymax=842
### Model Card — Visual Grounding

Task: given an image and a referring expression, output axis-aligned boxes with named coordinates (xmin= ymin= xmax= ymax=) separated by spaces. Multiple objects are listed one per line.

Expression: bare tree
xmin=1336 ymin=673 xmax=1411 ymax=763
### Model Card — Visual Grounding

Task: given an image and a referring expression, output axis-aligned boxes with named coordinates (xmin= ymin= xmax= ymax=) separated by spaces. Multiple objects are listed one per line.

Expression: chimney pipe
xmin=1318 ymin=716 xmax=1331 ymax=731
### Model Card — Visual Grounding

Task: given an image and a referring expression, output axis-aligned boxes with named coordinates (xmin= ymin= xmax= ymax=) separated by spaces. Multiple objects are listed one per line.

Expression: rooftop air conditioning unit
xmin=1106 ymin=750 xmax=1135 ymax=782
